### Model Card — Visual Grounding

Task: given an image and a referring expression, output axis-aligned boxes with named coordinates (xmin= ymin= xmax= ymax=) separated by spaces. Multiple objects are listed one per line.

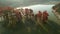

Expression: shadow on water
xmin=43 ymin=20 xmax=60 ymax=34
xmin=1 ymin=20 xmax=60 ymax=34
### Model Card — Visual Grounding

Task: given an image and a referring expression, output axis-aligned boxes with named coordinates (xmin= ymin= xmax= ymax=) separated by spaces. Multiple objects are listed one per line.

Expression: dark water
xmin=0 ymin=20 xmax=60 ymax=34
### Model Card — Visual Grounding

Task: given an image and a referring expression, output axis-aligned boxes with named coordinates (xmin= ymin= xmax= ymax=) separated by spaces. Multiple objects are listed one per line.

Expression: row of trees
xmin=0 ymin=7 xmax=49 ymax=30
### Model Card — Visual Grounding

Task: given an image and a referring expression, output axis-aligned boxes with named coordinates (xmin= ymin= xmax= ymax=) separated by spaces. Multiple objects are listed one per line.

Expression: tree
xmin=52 ymin=3 xmax=60 ymax=13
